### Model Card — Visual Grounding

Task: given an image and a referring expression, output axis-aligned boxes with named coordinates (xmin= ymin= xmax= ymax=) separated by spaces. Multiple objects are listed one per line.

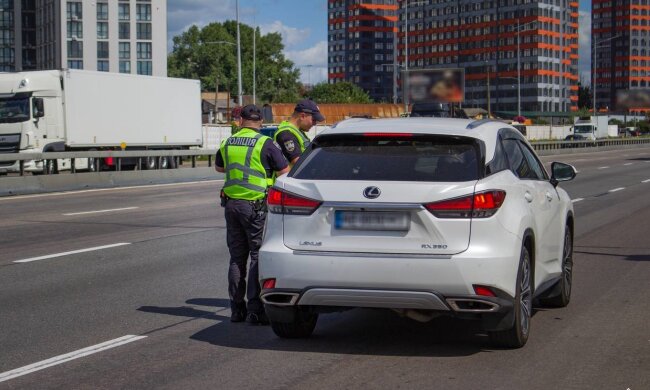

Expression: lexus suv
xmin=259 ymin=118 xmax=576 ymax=348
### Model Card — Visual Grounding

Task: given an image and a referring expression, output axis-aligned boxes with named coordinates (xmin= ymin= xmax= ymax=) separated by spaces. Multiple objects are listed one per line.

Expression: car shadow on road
xmin=140 ymin=298 xmax=505 ymax=357
xmin=575 ymin=248 xmax=650 ymax=262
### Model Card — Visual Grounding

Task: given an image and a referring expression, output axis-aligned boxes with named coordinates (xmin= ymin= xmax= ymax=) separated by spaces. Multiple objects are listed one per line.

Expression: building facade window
xmin=98 ymin=60 xmax=109 ymax=72
xmin=118 ymin=3 xmax=130 ymax=20
xmin=136 ymin=4 xmax=151 ymax=21
xmin=119 ymin=22 xmax=130 ymax=39
xmin=137 ymin=42 xmax=151 ymax=59
xmin=97 ymin=3 xmax=108 ymax=20
xmin=119 ymin=42 xmax=130 ymax=59
xmin=97 ymin=41 xmax=108 ymax=59
xmin=67 ymin=21 xmax=82 ymax=39
xmin=97 ymin=22 xmax=108 ymax=39
xmin=119 ymin=60 xmax=131 ymax=73
xmin=66 ymin=2 xmax=82 ymax=20
xmin=67 ymin=40 xmax=83 ymax=58
xmin=137 ymin=23 xmax=151 ymax=40
xmin=137 ymin=60 xmax=152 ymax=75
xmin=68 ymin=60 xmax=83 ymax=69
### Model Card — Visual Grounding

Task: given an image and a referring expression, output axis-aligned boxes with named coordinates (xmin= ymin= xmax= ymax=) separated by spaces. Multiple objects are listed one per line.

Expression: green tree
xmin=307 ymin=82 xmax=374 ymax=104
xmin=168 ymin=21 xmax=300 ymax=103
xmin=577 ymin=82 xmax=591 ymax=109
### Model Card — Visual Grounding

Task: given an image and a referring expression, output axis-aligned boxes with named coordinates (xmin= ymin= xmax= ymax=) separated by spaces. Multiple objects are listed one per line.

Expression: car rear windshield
xmin=292 ymin=134 xmax=481 ymax=182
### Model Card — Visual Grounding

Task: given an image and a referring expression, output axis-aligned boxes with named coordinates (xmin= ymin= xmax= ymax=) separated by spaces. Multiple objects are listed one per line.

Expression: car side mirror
xmin=550 ymin=162 xmax=576 ymax=187
xmin=33 ymin=98 xmax=45 ymax=118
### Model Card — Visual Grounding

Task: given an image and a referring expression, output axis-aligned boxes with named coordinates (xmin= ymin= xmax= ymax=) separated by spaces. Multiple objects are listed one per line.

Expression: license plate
xmin=334 ymin=211 xmax=410 ymax=231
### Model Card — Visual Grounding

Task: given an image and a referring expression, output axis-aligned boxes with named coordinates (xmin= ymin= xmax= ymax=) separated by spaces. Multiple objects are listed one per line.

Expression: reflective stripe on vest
xmin=220 ymin=128 xmax=273 ymax=200
xmin=274 ymin=120 xmax=310 ymax=152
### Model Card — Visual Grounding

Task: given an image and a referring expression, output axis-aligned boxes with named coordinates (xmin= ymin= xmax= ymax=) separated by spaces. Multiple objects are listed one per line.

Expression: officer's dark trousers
xmin=224 ymin=199 xmax=266 ymax=315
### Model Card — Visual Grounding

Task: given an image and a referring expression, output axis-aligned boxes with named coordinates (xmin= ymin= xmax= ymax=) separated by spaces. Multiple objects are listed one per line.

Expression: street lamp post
xmin=514 ymin=19 xmax=537 ymax=118
xmin=235 ymin=0 xmax=243 ymax=106
xmin=379 ymin=63 xmax=403 ymax=105
xmin=402 ymin=0 xmax=428 ymax=113
xmin=592 ymin=34 xmax=621 ymax=116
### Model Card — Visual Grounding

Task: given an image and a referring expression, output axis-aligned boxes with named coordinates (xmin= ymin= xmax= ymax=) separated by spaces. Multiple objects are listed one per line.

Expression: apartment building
xmin=327 ymin=0 xmax=579 ymax=113
xmin=0 ymin=0 xmax=166 ymax=76
xmin=328 ymin=0 xmax=398 ymax=102
xmin=593 ymin=0 xmax=650 ymax=112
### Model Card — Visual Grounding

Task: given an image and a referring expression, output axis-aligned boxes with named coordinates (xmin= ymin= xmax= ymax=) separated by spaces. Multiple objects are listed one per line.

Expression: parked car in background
xmin=260 ymin=118 xmax=577 ymax=348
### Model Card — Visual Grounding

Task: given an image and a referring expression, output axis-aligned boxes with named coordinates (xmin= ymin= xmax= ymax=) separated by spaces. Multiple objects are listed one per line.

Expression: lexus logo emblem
xmin=363 ymin=186 xmax=381 ymax=199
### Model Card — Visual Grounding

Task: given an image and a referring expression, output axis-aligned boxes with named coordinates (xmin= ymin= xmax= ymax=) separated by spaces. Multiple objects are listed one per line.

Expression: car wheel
xmin=158 ymin=156 xmax=169 ymax=169
xmin=270 ymin=308 xmax=318 ymax=339
xmin=543 ymin=226 xmax=573 ymax=308
xmin=489 ymin=244 xmax=532 ymax=348
xmin=145 ymin=156 xmax=157 ymax=170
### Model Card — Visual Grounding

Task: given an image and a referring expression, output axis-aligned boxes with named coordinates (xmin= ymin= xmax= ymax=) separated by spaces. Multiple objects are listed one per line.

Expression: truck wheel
xmin=87 ymin=158 xmax=100 ymax=172
xmin=167 ymin=156 xmax=178 ymax=169
xmin=488 ymin=244 xmax=532 ymax=348
xmin=158 ymin=156 xmax=169 ymax=169
xmin=145 ymin=157 xmax=157 ymax=170
xmin=270 ymin=308 xmax=318 ymax=339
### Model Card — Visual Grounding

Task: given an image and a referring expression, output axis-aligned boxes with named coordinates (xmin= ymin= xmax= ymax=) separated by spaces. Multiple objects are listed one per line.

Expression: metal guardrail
xmin=0 ymin=149 xmax=219 ymax=176
xmin=1 ymin=137 xmax=649 ymax=177
xmin=530 ymin=137 xmax=650 ymax=152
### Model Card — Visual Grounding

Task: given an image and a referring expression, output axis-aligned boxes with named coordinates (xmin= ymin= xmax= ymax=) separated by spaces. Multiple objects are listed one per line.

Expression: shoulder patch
xmin=284 ymin=140 xmax=296 ymax=153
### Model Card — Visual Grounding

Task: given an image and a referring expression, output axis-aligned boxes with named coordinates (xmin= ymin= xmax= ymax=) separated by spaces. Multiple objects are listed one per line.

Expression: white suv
xmin=259 ymin=118 xmax=576 ymax=348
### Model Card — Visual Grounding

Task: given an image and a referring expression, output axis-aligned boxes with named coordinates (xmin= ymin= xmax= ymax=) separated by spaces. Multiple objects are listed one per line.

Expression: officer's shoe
xmin=230 ymin=309 xmax=247 ymax=323
xmin=246 ymin=312 xmax=270 ymax=326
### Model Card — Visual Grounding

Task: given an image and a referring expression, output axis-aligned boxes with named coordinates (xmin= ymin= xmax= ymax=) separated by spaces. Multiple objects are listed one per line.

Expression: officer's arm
xmin=290 ymin=156 xmax=300 ymax=165
xmin=276 ymin=166 xmax=290 ymax=176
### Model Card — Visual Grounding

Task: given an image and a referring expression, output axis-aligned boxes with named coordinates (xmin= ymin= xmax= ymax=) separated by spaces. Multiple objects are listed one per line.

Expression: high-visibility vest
xmin=220 ymin=128 xmax=274 ymax=200
xmin=274 ymin=120 xmax=310 ymax=153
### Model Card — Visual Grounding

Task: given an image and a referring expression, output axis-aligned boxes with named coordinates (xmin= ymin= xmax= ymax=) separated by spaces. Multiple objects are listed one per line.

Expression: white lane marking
xmin=624 ymin=163 xmax=633 ymax=166
xmin=571 ymin=198 xmax=584 ymax=203
xmin=0 ymin=335 xmax=147 ymax=383
xmin=63 ymin=207 xmax=139 ymax=216
xmin=609 ymin=187 xmax=625 ymax=193
xmin=642 ymin=179 xmax=650 ymax=183
xmin=13 ymin=243 xmax=130 ymax=263
xmin=0 ymin=180 xmax=223 ymax=201
xmin=598 ymin=166 xmax=609 ymax=169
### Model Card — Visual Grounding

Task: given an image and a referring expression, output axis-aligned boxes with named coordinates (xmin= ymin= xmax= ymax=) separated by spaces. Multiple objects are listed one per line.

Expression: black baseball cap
xmin=295 ymin=99 xmax=325 ymax=122
xmin=240 ymin=104 xmax=262 ymax=121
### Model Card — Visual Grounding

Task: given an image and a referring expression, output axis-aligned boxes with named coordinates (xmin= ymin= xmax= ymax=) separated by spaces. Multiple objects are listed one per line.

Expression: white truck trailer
xmin=0 ymin=69 xmax=202 ymax=173
xmin=571 ymin=116 xmax=610 ymax=140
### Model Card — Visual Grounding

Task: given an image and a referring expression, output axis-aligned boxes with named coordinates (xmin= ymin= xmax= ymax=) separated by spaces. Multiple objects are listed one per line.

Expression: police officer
xmin=274 ymin=99 xmax=325 ymax=166
xmin=215 ymin=104 xmax=289 ymax=324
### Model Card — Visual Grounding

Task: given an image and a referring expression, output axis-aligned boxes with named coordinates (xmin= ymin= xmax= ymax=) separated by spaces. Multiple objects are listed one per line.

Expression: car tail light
xmin=267 ymin=187 xmax=321 ymax=215
xmin=424 ymin=190 xmax=506 ymax=218
xmin=473 ymin=285 xmax=497 ymax=297
xmin=262 ymin=278 xmax=276 ymax=289
xmin=104 ymin=157 xmax=114 ymax=166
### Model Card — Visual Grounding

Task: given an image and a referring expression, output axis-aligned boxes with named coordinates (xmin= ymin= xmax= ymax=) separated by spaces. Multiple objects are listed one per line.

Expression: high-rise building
xmin=0 ymin=0 xmax=166 ymax=76
xmin=592 ymin=0 xmax=649 ymax=112
xmin=328 ymin=0 xmax=398 ymax=102
xmin=327 ymin=0 xmax=579 ymax=113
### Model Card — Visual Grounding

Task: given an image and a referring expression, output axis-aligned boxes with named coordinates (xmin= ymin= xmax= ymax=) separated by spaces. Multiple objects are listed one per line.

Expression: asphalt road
xmin=0 ymin=148 xmax=648 ymax=389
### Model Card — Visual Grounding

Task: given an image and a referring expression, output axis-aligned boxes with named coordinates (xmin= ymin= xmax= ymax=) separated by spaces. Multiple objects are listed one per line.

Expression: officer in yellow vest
xmin=274 ymin=99 xmax=325 ymax=166
xmin=215 ymin=104 xmax=289 ymax=324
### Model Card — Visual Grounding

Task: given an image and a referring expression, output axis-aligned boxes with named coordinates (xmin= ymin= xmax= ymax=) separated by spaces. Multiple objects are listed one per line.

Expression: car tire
xmin=145 ymin=156 xmax=157 ymax=170
xmin=270 ymin=308 xmax=318 ymax=339
xmin=489 ymin=244 xmax=532 ymax=348
xmin=159 ymin=156 xmax=169 ymax=170
xmin=542 ymin=225 xmax=573 ymax=308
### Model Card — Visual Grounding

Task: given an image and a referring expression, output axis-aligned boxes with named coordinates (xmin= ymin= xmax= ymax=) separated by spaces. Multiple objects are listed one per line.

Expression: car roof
xmin=321 ymin=118 xmax=516 ymax=163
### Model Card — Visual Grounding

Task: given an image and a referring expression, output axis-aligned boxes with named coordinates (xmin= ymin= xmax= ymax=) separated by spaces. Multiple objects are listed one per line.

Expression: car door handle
xmin=545 ymin=192 xmax=554 ymax=202
xmin=524 ymin=192 xmax=533 ymax=203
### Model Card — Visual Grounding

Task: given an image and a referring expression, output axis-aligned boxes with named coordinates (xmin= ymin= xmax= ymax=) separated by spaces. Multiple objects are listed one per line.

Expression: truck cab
xmin=0 ymin=71 xmax=65 ymax=173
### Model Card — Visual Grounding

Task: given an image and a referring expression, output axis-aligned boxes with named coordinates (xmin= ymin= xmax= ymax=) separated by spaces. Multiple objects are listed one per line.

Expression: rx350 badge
xmin=284 ymin=140 xmax=296 ymax=152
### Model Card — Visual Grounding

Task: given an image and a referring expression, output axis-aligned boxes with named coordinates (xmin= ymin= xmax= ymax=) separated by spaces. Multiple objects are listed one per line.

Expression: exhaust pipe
xmin=446 ymin=298 xmax=499 ymax=313
xmin=261 ymin=292 xmax=299 ymax=306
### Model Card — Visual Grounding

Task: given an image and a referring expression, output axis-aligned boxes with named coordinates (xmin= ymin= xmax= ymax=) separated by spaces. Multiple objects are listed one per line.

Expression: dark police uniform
xmin=216 ymin=126 xmax=288 ymax=323
xmin=274 ymin=120 xmax=311 ymax=163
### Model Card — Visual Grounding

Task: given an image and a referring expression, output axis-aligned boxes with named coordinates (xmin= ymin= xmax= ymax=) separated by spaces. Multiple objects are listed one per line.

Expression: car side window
xmin=502 ymin=138 xmax=535 ymax=179
xmin=518 ymin=141 xmax=548 ymax=180
xmin=486 ymin=135 xmax=509 ymax=175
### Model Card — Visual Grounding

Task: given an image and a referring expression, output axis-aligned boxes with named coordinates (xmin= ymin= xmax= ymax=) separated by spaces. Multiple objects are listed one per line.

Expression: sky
xmin=168 ymin=0 xmax=593 ymax=86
